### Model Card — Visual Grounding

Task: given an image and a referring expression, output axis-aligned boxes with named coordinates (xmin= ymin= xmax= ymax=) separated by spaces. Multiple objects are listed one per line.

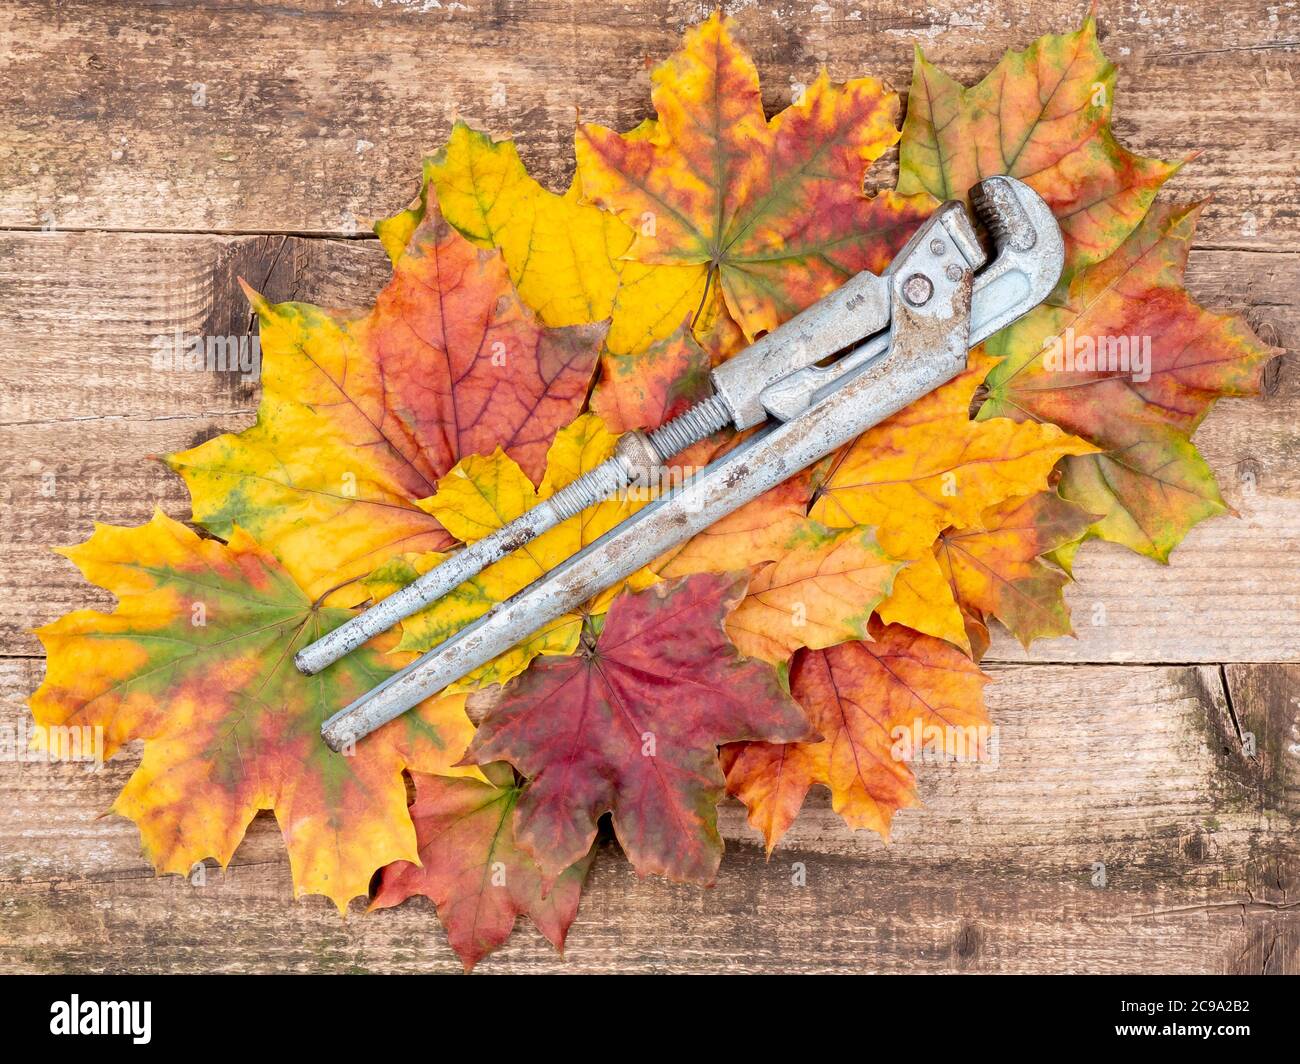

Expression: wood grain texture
xmin=2 ymin=1 xmax=1298 ymax=251
xmin=1 ymin=0 xmax=1297 ymax=974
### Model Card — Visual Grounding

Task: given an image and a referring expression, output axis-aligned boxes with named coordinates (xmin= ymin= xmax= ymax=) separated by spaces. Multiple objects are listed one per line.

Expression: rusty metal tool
xmin=314 ymin=175 xmax=1064 ymax=750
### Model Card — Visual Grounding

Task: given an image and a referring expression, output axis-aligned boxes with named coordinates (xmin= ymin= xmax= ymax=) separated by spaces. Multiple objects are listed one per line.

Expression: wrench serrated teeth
xmin=971 ymin=184 xmax=1009 ymax=246
xmin=971 ymin=177 xmax=1037 ymax=253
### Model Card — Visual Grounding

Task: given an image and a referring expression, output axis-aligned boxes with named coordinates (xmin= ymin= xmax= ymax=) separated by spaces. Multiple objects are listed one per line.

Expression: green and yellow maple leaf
xmin=979 ymin=201 xmax=1281 ymax=560
xmin=899 ymin=14 xmax=1179 ymax=286
xmin=877 ymin=490 xmax=1094 ymax=657
xmin=30 ymin=511 xmax=480 ymax=914
xmin=934 ymin=491 xmax=1095 ymax=657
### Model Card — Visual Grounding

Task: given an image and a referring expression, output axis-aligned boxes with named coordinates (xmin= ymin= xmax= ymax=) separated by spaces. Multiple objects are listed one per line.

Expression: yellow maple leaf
xmin=875 ymin=551 xmax=971 ymax=652
xmin=429 ymin=122 xmax=633 ymax=327
xmin=725 ymin=524 xmax=903 ymax=665
xmin=810 ymin=354 xmax=1098 ymax=558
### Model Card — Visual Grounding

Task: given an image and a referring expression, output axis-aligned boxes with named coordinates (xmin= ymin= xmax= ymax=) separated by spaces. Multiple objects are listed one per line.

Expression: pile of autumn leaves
xmin=31 ymin=14 xmax=1278 ymax=970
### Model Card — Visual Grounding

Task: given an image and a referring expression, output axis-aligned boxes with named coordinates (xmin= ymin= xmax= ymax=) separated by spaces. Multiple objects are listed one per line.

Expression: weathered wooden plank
xmin=3 ymin=0 xmax=1296 ymax=980
xmin=0 ymin=232 xmax=378 ymax=426
xmin=2 ymin=229 xmax=1293 ymax=662
xmin=2 ymin=659 xmax=1293 ymax=973
xmin=1223 ymin=663 xmax=1300 ymax=821
xmin=1 ymin=1 xmax=1296 ymax=252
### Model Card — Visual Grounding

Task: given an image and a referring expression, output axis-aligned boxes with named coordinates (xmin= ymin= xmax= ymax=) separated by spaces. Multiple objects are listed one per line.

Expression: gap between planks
xmin=3 ymin=226 xmax=1299 ymax=257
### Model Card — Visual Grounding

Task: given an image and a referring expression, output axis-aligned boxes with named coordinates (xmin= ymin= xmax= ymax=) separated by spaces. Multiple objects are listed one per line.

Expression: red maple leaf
xmin=371 ymin=764 xmax=593 ymax=971
xmin=465 ymin=573 xmax=814 ymax=884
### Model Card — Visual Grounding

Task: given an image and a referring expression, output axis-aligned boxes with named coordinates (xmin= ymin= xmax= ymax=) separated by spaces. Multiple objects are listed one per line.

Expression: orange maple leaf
xmin=576 ymin=11 xmax=933 ymax=356
xmin=724 ymin=622 xmax=990 ymax=851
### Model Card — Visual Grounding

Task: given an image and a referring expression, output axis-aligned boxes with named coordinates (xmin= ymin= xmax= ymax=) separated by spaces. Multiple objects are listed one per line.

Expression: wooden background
xmin=1 ymin=0 xmax=1297 ymax=974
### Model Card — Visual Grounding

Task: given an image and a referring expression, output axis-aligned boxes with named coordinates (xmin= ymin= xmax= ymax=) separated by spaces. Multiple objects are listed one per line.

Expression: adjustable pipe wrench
xmin=313 ymin=175 xmax=1064 ymax=750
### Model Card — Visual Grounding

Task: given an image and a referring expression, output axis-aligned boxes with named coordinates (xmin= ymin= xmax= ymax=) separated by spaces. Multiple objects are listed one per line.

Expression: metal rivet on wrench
xmin=902 ymin=273 xmax=933 ymax=306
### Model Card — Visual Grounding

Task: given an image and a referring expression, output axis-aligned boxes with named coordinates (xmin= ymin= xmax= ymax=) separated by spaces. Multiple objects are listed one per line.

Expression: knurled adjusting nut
xmin=615 ymin=431 xmax=663 ymax=487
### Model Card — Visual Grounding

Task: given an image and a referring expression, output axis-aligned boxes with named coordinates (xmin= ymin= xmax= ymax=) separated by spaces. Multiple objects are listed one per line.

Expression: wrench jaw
xmin=709 ymin=196 xmax=990 ymax=431
xmin=966 ymin=176 xmax=1065 ymax=344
